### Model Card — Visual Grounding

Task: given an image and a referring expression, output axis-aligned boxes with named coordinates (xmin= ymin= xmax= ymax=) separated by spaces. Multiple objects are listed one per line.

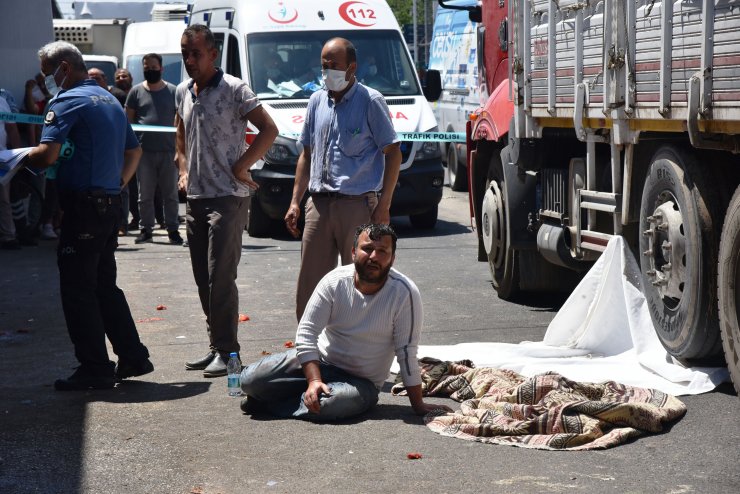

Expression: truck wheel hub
xmin=482 ymin=182 xmax=506 ymax=268
xmin=642 ymin=194 xmax=687 ymax=309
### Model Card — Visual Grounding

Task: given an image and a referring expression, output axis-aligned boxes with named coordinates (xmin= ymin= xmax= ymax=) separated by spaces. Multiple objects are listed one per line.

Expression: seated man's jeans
xmin=240 ymin=349 xmax=379 ymax=421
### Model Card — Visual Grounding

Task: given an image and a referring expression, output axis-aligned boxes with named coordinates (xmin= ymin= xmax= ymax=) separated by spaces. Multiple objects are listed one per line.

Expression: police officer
xmin=26 ymin=41 xmax=153 ymax=391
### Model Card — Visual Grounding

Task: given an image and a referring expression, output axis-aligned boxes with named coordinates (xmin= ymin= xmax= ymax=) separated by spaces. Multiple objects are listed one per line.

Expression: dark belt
xmin=310 ymin=191 xmax=378 ymax=199
xmin=61 ymin=190 xmax=122 ymax=206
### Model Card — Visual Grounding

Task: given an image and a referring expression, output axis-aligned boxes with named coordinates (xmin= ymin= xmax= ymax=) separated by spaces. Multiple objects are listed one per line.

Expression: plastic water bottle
xmin=227 ymin=352 xmax=241 ymax=397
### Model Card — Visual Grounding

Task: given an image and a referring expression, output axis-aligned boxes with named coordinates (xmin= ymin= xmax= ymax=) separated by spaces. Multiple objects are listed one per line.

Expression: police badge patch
xmin=44 ymin=110 xmax=55 ymax=124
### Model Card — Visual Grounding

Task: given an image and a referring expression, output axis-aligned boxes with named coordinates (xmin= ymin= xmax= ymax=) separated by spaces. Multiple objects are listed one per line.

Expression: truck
xmin=446 ymin=0 xmax=740 ymax=391
xmin=188 ymin=0 xmax=446 ymax=237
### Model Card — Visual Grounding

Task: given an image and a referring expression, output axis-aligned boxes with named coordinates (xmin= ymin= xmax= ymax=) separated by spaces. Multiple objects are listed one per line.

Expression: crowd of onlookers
xmin=0 ymin=53 xmax=183 ymax=250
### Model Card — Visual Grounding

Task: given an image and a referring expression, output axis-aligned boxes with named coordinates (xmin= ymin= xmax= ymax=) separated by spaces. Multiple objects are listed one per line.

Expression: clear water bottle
xmin=227 ymin=352 xmax=241 ymax=397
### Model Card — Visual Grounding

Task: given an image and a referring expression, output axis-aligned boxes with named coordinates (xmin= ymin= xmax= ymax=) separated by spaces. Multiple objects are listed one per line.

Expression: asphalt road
xmin=0 ymin=189 xmax=738 ymax=494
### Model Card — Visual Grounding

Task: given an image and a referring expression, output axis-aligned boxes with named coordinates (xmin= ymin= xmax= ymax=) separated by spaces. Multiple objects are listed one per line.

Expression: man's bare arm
xmin=284 ymin=146 xmax=311 ymax=238
xmin=121 ymin=146 xmax=142 ymax=187
xmin=371 ymin=142 xmax=401 ymax=224
xmin=231 ymin=105 xmax=279 ymax=188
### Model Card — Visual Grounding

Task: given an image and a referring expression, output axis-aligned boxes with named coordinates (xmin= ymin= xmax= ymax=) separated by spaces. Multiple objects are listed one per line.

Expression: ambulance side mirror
xmin=424 ymin=70 xmax=442 ymax=102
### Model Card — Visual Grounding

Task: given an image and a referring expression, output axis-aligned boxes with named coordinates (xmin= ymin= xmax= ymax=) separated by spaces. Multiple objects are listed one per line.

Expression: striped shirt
xmin=295 ymin=264 xmax=423 ymax=389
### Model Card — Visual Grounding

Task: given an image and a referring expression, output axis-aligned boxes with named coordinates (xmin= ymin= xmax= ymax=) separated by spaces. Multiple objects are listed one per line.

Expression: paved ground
xmin=1 ymin=190 xmax=738 ymax=494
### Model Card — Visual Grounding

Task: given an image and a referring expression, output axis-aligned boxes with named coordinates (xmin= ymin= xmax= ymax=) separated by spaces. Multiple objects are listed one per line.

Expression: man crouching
xmin=240 ymin=223 xmax=451 ymax=420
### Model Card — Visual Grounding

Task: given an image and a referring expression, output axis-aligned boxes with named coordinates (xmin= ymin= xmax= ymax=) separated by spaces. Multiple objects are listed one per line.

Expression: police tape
xmin=0 ymin=112 xmax=466 ymax=143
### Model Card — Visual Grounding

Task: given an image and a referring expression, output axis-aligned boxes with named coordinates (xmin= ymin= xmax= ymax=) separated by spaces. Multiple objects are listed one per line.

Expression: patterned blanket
xmin=392 ymin=358 xmax=687 ymax=450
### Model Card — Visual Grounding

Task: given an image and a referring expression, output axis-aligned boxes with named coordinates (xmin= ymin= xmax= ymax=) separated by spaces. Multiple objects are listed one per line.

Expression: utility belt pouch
xmin=87 ymin=188 xmax=109 ymax=216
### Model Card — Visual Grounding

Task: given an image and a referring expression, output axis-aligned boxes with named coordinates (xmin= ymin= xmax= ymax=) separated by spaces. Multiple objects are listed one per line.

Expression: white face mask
xmin=44 ymin=65 xmax=66 ymax=96
xmin=31 ymin=85 xmax=45 ymax=101
xmin=322 ymin=68 xmax=350 ymax=92
xmin=367 ymin=65 xmax=378 ymax=77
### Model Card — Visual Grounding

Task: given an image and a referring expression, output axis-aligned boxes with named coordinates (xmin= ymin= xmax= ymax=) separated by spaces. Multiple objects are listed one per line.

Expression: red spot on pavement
xmin=156 ymin=305 xmax=167 ymax=310
xmin=238 ymin=314 xmax=250 ymax=322
xmin=407 ymin=452 xmax=423 ymax=460
xmin=284 ymin=341 xmax=295 ymax=348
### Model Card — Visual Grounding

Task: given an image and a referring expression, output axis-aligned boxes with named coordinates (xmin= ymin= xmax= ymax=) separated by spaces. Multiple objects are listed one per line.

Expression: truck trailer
xmin=456 ymin=0 xmax=740 ymax=391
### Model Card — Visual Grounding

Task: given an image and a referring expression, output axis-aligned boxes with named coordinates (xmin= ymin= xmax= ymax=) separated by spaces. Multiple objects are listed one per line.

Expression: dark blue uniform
xmin=41 ymin=80 xmax=149 ymax=378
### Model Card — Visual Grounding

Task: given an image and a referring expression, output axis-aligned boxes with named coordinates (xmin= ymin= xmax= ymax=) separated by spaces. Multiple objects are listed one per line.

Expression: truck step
xmin=579 ymin=190 xmax=621 ymax=214
xmin=579 ymin=229 xmax=613 ymax=253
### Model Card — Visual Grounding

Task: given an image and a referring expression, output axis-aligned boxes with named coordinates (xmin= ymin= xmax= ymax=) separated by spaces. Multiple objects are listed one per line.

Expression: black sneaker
xmin=54 ymin=367 xmax=116 ymax=391
xmin=134 ymin=229 xmax=153 ymax=244
xmin=167 ymin=230 xmax=184 ymax=245
xmin=1 ymin=239 xmax=21 ymax=250
xmin=114 ymin=358 xmax=154 ymax=382
xmin=240 ymin=395 xmax=267 ymax=415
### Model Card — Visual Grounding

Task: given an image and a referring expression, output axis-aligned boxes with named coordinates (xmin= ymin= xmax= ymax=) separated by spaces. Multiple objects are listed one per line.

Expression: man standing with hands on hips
xmin=176 ymin=25 xmax=278 ymax=377
xmin=26 ymin=41 xmax=153 ymax=390
xmin=284 ymin=37 xmax=402 ymax=322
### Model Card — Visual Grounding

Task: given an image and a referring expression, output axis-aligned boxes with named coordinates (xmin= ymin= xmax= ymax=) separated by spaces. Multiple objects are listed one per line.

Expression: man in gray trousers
xmin=126 ymin=52 xmax=183 ymax=244
xmin=175 ymin=25 xmax=278 ymax=377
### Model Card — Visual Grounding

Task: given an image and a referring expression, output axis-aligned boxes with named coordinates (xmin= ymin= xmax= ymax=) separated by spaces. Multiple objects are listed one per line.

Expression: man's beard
xmin=355 ymin=259 xmax=391 ymax=285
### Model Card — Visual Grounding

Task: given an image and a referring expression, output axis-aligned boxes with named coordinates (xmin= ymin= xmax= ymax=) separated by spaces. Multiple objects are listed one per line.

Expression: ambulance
xmin=188 ymin=0 xmax=445 ymax=236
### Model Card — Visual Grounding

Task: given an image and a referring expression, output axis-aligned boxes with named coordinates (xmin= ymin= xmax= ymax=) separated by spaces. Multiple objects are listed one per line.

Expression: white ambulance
xmin=188 ymin=0 xmax=445 ymax=236
xmin=123 ymin=20 xmax=187 ymax=86
xmin=428 ymin=0 xmax=482 ymax=192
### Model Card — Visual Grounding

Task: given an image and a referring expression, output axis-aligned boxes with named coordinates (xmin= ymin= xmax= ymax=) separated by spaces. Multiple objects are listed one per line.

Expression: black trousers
xmin=58 ymin=192 xmax=149 ymax=376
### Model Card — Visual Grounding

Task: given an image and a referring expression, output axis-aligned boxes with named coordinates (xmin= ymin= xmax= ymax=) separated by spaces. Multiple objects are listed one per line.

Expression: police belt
xmin=60 ymin=189 xmax=122 ymax=207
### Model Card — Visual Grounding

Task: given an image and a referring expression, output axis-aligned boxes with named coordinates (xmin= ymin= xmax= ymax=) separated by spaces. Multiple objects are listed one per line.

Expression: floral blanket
xmin=392 ymin=358 xmax=687 ymax=450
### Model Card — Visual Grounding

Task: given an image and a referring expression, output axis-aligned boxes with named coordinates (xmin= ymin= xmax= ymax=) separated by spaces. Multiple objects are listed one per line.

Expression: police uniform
xmin=41 ymin=79 xmax=150 ymax=379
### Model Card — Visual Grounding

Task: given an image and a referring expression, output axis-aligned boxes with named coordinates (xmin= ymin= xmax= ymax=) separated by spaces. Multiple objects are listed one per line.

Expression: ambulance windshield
xmin=246 ymin=30 xmax=420 ymax=99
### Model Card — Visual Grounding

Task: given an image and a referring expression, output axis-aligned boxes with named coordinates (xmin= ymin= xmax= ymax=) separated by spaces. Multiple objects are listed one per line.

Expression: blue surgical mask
xmin=44 ymin=65 xmax=66 ymax=96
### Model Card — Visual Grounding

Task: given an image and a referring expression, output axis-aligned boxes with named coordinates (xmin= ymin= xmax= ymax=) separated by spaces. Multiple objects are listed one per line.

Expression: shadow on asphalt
xmin=97 ymin=380 xmax=212 ymax=402
xmin=244 ymin=403 xmax=427 ymax=425
xmin=246 ymin=217 xmax=472 ymax=241
xmin=483 ymin=284 xmax=569 ymax=313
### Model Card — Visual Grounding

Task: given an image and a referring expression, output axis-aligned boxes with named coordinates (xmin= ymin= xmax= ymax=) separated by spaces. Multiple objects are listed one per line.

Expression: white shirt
xmin=295 ymin=264 xmax=423 ymax=389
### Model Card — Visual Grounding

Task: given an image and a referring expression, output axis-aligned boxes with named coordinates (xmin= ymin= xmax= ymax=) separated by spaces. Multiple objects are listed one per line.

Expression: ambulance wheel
xmin=446 ymin=144 xmax=467 ymax=192
xmin=409 ymin=205 xmax=438 ymax=229
xmin=718 ymin=185 xmax=740 ymax=394
xmin=246 ymin=196 xmax=271 ymax=238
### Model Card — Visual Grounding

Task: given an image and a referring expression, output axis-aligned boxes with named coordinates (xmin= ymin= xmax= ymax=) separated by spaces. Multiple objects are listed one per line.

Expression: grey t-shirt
xmin=125 ymin=82 xmax=177 ymax=152
xmin=175 ymin=70 xmax=260 ymax=199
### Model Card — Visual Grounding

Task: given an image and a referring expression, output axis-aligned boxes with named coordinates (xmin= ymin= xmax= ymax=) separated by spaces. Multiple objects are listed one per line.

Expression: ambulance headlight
xmin=414 ymin=140 xmax=441 ymax=160
xmin=265 ymin=136 xmax=299 ymax=165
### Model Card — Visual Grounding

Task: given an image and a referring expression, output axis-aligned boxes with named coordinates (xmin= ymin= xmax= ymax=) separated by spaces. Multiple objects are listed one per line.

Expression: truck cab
xmin=188 ymin=0 xmax=445 ymax=236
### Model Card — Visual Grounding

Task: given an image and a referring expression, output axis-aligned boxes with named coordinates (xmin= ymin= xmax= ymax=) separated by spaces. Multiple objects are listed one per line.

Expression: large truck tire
xmin=639 ymin=146 xmax=722 ymax=359
xmin=446 ymin=144 xmax=467 ymax=192
xmin=718 ymin=185 xmax=740 ymax=394
xmin=481 ymin=150 xmax=520 ymax=299
xmin=246 ymin=195 xmax=272 ymax=238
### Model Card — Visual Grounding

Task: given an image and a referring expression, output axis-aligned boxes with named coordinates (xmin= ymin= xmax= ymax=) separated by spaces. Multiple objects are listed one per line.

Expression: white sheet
xmin=397 ymin=237 xmax=728 ymax=396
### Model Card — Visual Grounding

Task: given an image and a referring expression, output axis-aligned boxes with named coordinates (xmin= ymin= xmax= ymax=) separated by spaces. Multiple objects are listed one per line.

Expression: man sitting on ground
xmin=239 ymin=223 xmax=452 ymax=421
